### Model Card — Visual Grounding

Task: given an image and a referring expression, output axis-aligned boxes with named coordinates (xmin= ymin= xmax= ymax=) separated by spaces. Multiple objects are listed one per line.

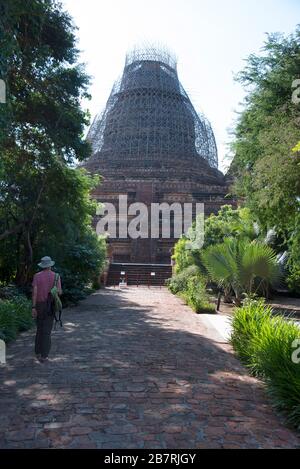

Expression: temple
xmin=82 ymin=47 xmax=232 ymax=275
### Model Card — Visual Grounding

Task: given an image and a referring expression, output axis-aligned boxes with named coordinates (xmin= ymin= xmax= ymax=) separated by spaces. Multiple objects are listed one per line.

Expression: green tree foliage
xmin=0 ymin=1 xmax=106 ymax=299
xmin=171 ymin=237 xmax=194 ymax=274
xmin=229 ymin=26 xmax=300 ymax=292
xmin=203 ymin=205 xmax=258 ymax=247
xmin=172 ymin=205 xmax=260 ymax=275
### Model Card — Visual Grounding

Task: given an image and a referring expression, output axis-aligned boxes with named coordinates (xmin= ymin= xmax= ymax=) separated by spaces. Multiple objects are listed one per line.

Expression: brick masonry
xmin=0 ymin=287 xmax=299 ymax=449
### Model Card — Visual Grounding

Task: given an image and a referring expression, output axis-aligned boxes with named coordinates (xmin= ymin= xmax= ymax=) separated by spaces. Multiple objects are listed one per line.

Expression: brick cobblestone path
xmin=0 ymin=287 xmax=299 ymax=449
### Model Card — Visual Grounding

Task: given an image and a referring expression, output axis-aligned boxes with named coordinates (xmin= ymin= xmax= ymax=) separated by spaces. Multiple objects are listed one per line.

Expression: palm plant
xmin=201 ymin=238 xmax=282 ymax=305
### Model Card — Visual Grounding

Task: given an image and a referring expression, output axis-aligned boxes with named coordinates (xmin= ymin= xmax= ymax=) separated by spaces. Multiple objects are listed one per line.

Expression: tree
xmin=203 ymin=205 xmax=258 ymax=247
xmin=171 ymin=237 xmax=194 ymax=274
xmin=0 ymin=1 xmax=106 ymax=294
xmin=229 ymin=26 xmax=300 ymax=293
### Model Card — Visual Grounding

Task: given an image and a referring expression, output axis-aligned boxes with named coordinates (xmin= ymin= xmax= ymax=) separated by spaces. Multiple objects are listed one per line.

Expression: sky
xmin=62 ymin=0 xmax=299 ymax=172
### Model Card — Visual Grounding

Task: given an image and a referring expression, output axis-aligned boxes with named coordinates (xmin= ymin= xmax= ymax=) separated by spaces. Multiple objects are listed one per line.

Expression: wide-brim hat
xmin=38 ymin=256 xmax=55 ymax=269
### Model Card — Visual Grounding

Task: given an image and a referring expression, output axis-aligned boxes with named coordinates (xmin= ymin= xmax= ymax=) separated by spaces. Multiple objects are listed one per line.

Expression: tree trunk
xmin=15 ymin=178 xmax=46 ymax=286
xmin=216 ymin=291 xmax=222 ymax=313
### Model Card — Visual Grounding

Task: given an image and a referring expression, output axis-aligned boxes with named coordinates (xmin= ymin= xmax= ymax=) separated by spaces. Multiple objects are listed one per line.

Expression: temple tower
xmin=82 ymin=47 xmax=231 ymax=265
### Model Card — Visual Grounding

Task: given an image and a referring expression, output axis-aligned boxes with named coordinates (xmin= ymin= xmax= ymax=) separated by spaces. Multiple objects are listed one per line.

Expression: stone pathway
xmin=0 ymin=287 xmax=299 ymax=449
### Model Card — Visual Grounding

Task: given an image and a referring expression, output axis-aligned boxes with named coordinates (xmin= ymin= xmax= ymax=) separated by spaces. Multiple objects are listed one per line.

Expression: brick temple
xmin=82 ymin=47 xmax=232 ymax=280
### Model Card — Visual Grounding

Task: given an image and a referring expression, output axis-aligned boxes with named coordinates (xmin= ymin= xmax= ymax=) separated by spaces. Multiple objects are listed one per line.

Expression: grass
xmin=230 ymin=298 xmax=300 ymax=430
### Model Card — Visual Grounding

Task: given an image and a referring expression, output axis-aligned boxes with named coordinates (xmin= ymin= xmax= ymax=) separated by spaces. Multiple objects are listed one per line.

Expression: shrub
xmin=230 ymin=298 xmax=273 ymax=375
xmin=166 ymin=265 xmax=201 ymax=294
xmin=167 ymin=265 xmax=215 ymax=313
xmin=0 ymin=295 xmax=33 ymax=343
xmin=0 ymin=284 xmax=24 ymax=300
xmin=182 ymin=276 xmax=215 ymax=314
xmin=255 ymin=318 xmax=300 ymax=428
xmin=57 ymin=267 xmax=95 ymax=305
xmin=231 ymin=298 xmax=300 ymax=429
xmin=202 ymin=238 xmax=282 ymax=304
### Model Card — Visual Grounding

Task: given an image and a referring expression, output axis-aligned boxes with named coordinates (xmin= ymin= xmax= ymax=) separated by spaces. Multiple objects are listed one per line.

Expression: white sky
xmin=62 ymin=0 xmax=299 ymax=172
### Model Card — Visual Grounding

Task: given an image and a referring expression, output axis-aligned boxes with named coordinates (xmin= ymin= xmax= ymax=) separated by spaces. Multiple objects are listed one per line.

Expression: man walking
xmin=32 ymin=256 xmax=62 ymax=363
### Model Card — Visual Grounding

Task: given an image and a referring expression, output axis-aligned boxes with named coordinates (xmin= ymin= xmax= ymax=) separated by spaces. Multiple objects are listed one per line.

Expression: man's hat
xmin=38 ymin=256 xmax=55 ymax=269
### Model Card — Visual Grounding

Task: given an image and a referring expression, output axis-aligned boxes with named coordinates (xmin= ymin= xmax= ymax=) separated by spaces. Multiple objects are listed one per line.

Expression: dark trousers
xmin=35 ymin=301 xmax=54 ymax=358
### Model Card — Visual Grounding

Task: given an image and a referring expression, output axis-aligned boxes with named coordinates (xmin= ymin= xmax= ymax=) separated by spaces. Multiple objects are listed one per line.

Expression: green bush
xmin=181 ymin=276 xmax=215 ymax=314
xmin=0 ymin=295 xmax=33 ymax=343
xmin=230 ymin=298 xmax=273 ymax=375
xmin=255 ymin=318 xmax=300 ymax=428
xmin=166 ymin=265 xmax=201 ymax=294
xmin=167 ymin=265 xmax=215 ymax=313
xmin=231 ymin=298 xmax=300 ymax=429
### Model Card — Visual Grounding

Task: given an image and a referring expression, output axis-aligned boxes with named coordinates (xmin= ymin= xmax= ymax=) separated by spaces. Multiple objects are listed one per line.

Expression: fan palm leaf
xmin=240 ymin=242 xmax=282 ymax=293
xmin=201 ymin=238 xmax=282 ymax=302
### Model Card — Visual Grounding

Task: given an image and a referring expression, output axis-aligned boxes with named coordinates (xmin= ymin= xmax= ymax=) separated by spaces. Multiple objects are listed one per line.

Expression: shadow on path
xmin=0 ymin=287 xmax=299 ymax=449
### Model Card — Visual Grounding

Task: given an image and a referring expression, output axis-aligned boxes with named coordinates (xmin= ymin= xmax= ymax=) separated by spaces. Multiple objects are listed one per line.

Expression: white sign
xmin=121 ymin=271 xmax=126 ymax=275
xmin=151 ymin=272 xmax=156 ymax=276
